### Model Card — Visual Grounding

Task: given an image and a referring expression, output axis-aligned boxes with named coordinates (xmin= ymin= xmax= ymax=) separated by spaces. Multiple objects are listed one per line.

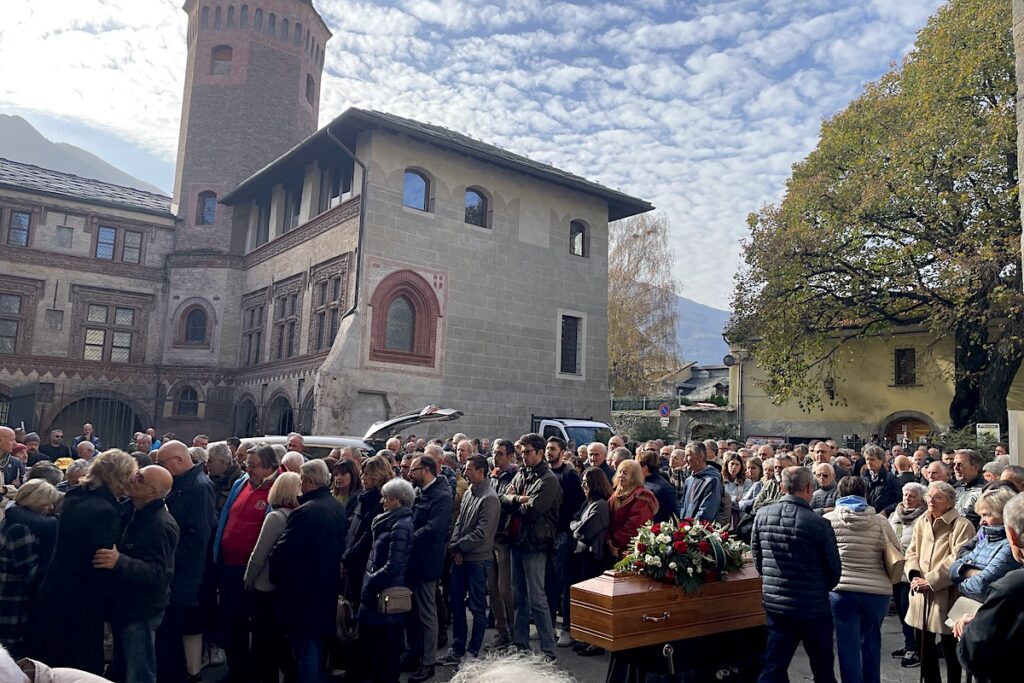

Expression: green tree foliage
xmin=728 ymin=0 xmax=1020 ymax=429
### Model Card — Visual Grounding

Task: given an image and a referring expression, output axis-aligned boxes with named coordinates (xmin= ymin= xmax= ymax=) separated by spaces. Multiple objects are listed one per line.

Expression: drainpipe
xmin=326 ymin=125 xmax=367 ymax=319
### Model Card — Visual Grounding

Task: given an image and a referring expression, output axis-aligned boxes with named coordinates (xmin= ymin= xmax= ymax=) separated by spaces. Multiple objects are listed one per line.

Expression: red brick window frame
xmin=369 ymin=270 xmax=440 ymax=367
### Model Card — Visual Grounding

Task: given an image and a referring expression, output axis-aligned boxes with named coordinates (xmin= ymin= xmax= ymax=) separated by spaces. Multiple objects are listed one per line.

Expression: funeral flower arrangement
xmin=615 ymin=518 xmax=750 ymax=594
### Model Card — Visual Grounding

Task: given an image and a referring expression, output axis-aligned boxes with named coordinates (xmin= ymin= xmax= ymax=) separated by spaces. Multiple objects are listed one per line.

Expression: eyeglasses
xmin=409 ymin=466 xmax=427 ymax=473
xmin=520 ymin=448 xmax=535 ymax=455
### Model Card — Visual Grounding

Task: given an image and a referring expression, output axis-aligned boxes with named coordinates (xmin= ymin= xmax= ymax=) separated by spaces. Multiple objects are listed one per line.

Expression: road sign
xmin=658 ymin=403 xmax=671 ymax=418
xmin=660 ymin=417 xmax=670 ymax=427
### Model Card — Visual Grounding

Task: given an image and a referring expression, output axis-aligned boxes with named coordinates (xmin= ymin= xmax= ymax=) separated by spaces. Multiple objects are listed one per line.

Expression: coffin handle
xmin=641 ymin=611 xmax=671 ymax=623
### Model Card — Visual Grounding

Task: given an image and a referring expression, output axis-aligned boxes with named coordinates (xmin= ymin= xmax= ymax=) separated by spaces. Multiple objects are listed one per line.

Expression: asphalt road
xmin=203 ymin=613 xmax=930 ymax=682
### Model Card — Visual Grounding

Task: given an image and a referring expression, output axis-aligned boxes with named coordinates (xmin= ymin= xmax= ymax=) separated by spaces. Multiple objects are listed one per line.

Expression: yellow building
xmin=730 ymin=328 xmax=1024 ymax=445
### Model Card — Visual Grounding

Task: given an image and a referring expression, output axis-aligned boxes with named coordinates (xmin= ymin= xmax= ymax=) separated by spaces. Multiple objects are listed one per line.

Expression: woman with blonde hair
xmin=342 ymin=454 xmax=394 ymax=609
xmin=244 ymin=471 xmax=301 ymax=683
xmin=950 ymin=486 xmax=1019 ymax=601
xmin=606 ymin=460 xmax=659 ymax=558
xmin=30 ymin=449 xmax=137 ymax=673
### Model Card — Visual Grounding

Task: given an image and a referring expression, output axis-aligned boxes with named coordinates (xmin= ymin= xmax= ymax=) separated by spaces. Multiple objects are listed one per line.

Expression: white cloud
xmin=0 ymin=0 xmax=947 ymax=310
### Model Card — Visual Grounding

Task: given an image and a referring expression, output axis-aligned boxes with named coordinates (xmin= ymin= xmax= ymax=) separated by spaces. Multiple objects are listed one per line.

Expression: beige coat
xmin=826 ymin=504 xmax=902 ymax=595
xmin=904 ymin=508 xmax=976 ymax=634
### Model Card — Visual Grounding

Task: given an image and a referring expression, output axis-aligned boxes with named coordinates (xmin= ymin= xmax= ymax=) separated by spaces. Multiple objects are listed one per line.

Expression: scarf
xmin=892 ymin=503 xmax=927 ymax=525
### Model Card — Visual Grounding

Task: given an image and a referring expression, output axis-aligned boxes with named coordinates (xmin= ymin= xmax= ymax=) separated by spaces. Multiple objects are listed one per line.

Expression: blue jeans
xmin=450 ymin=558 xmax=491 ymax=656
xmin=829 ymin=591 xmax=889 ymax=683
xmin=288 ymin=634 xmax=322 ymax=683
xmin=511 ymin=546 xmax=557 ymax=657
xmin=545 ymin=531 xmax=572 ymax=630
xmin=759 ymin=611 xmax=837 ymax=683
xmin=112 ymin=614 xmax=163 ymax=683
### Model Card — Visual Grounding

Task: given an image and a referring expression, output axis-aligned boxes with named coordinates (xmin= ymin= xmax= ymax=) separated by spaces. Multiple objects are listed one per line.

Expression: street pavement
xmin=203 ymin=613 xmax=929 ymax=681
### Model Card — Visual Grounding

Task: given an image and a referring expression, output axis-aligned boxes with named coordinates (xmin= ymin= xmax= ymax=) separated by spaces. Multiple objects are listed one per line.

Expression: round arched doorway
xmin=265 ymin=395 xmax=294 ymax=436
xmin=49 ymin=396 xmax=144 ymax=452
xmin=233 ymin=399 xmax=259 ymax=438
xmin=881 ymin=412 xmax=937 ymax=445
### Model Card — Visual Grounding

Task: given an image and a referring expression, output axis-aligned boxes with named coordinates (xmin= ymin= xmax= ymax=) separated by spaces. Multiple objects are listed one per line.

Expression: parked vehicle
xmin=531 ymin=415 xmax=612 ymax=447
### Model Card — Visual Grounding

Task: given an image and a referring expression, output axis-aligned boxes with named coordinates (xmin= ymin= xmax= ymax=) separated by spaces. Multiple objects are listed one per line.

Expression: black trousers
xmin=918 ymin=630 xmax=960 ymax=683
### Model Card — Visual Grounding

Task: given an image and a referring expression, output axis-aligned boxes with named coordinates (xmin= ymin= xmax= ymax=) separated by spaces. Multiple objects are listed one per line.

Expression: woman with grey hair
xmin=904 ymin=480 xmax=975 ymax=683
xmin=188 ymin=446 xmax=209 ymax=466
xmin=889 ymin=481 xmax=928 ymax=666
xmin=60 ymin=458 xmax=91 ymax=491
xmin=353 ymin=477 xmax=415 ymax=683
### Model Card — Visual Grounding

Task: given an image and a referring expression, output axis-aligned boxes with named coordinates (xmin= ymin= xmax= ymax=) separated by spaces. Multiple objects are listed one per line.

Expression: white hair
xmin=281 ymin=451 xmax=306 ymax=471
xmin=902 ymin=482 xmax=927 ymax=500
xmin=381 ymin=477 xmax=415 ymax=507
xmin=1004 ymin=493 xmax=1024 ymax=539
xmin=66 ymin=458 xmax=91 ymax=478
xmin=77 ymin=440 xmax=95 ymax=454
xmin=0 ymin=645 xmax=29 ymax=683
xmin=449 ymin=653 xmax=576 ymax=683
xmin=300 ymin=458 xmax=331 ymax=488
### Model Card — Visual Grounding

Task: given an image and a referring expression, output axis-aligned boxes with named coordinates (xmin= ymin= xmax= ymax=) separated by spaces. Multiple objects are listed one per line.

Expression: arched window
xmin=196 ymin=191 xmax=217 ymax=224
xmin=226 ymin=5 xmax=235 ymax=28
xmin=281 ymin=18 xmax=289 ymax=41
xmin=201 ymin=6 xmax=210 ymax=29
xmin=267 ymin=13 xmax=276 ymax=36
xmin=240 ymin=4 xmax=248 ymax=28
xmin=570 ymin=219 xmax=588 ymax=257
xmin=385 ymin=296 xmax=414 ymax=351
xmin=211 ymin=45 xmax=232 ymax=74
xmin=403 ymin=170 xmax=429 ymax=211
xmin=464 ymin=187 xmax=488 ymax=228
xmin=185 ymin=308 xmax=208 ymax=344
xmin=214 ymin=6 xmax=222 ymax=29
xmin=254 ymin=7 xmax=262 ymax=31
xmin=293 ymin=22 xmax=302 ymax=46
xmin=305 ymin=74 xmax=315 ymax=105
xmin=176 ymin=386 xmax=200 ymax=417
xmin=369 ymin=270 xmax=441 ymax=367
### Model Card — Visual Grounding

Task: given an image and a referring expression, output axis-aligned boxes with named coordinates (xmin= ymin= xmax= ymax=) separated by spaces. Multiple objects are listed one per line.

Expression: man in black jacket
xmin=956 ymin=492 xmax=1024 ymax=683
xmin=406 ymin=454 xmax=454 ymax=682
xmin=543 ymin=436 xmax=584 ymax=648
xmin=640 ymin=446 xmax=678 ymax=524
xmin=860 ymin=444 xmax=901 ymax=516
xmin=486 ymin=439 xmax=518 ymax=649
xmin=152 ymin=440 xmax=216 ymax=683
xmin=269 ymin=459 xmax=348 ymax=683
xmin=752 ymin=466 xmax=841 ymax=683
xmin=94 ymin=465 xmax=180 ymax=683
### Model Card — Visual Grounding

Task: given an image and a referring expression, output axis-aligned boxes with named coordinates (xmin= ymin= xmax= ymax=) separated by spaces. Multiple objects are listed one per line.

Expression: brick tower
xmin=172 ymin=0 xmax=331 ymax=252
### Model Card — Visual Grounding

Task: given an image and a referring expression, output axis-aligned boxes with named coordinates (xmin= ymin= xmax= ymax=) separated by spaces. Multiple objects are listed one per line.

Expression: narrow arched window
xmin=464 ymin=188 xmax=488 ymax=227
xmin=226 ymin=5 xmax=235 ymax=28
xmin=293 ymin=22 xmax=302 ymax=46
xmin=201 ymin=6 xmax=210 ymax=29
xmin=281 ymin=18 xmax=289 ymax=41
xmin=177 ymin=386 xmax=200 ymax=417
xmin=254 ymin=8 xmax=262 ymax=31
xmin=305 ymin=74 xmax=315 ymax=105
xmin=240 ymin=4 xmax=248 ymax=28
xmin=214 ymin=6 xmax=222 ymax=29
xmin=197 ymin=191 xmax=217 ymax=224
xmin=185 ymin=308 xmax=208 ymax=343
xmin=403 ymin=170 xmax=429 ymax=211
xmin=570 ymin=220 xmax=588 ymax=257
xmin=267 ymin=13 xmax=276 ymax=36
xmin=385 ymin=296 xmax=414 ymax=351
xmin=211 ymin=45 xmax=232 ymax=74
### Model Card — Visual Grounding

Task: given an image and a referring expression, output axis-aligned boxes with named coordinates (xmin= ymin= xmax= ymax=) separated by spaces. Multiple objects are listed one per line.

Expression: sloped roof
xmin=221 ymin=108 xmax=653 ymax=221
xmin=0 ymin=157 xmax=173 ymax=218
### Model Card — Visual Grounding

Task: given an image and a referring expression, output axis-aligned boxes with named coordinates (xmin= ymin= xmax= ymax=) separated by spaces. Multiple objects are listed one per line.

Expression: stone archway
xmin=264 ymin=394 xmax=294 ymax=436
xmin=233 ymin=397 xmax=259 ymax=438
xmin=48 ymin=395 xmax=146 ymax=452
xmin=878 ymin=411 xmax=939 ymax=444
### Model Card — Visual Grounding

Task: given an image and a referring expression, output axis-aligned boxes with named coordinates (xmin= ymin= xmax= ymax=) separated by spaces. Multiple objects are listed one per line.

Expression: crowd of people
xmin=2 ymin=422 xmax=1023 ymax=683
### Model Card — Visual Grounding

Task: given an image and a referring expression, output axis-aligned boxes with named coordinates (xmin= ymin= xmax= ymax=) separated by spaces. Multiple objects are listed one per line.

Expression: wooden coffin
xmin=570 ymin=564 xmax=765 ymax=651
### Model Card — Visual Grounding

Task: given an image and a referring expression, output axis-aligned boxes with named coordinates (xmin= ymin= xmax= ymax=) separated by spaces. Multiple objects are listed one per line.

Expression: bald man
xmin=94 ymin=465 xmax=180 ymax=683
xmin=0 ymin=425 xmax=27 ymax=487
xmin=153 ymin=441 xmax=216 ymax=682
xmin=281 ymin=451 xmax=305 ymax=473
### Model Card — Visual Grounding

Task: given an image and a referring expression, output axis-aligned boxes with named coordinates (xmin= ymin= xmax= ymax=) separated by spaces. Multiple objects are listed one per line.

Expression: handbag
xmin=883 ymin=535 xmax=906 ymax=584
xmin=336 ymin=596 xmax=359 ymax=641
xmin=377 ymin=586 xmax=413 ymax=615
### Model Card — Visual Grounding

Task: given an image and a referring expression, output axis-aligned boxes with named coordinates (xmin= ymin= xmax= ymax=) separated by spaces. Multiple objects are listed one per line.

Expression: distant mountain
xmin=0 ymin=114 xmax=164 ymax=195
xmin=675 ymin=295 xmax=730 ymax=365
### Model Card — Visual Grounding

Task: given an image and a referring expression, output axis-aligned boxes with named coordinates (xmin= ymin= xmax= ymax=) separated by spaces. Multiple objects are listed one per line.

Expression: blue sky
xmin=0 ymin=0 xmax=945 ymax=309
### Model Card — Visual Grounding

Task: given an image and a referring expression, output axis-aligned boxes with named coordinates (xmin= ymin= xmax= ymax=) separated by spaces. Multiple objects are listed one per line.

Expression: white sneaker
xmin=556 ymin=631 xmax=574 ymax=648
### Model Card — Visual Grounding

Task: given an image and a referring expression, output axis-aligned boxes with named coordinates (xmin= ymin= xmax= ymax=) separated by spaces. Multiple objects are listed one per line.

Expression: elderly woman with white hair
xmin=888 ymin=481 xmax=928 ymax=666
xmin=904 ymin=480 xmax=975 ymax=683
xmin=352 ymin=477 xmax=415 ymax=683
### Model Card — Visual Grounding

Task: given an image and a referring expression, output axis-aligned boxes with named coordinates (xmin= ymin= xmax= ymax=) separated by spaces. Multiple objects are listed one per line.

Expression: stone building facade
xmin=0 ymin=0 xmax=651 ymax=446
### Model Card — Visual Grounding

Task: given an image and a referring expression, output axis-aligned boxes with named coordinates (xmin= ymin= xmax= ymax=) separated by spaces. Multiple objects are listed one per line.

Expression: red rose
xmin=673 ymin=541 xmax=689 ymax=554
xmin=651 ymin=523 xmax=662 ymax=535
xmin=637 ymin=542 xmax=647 ymax=553
xmin=684 ymin=517 xmax=695 ymax=525
xmin=698 ymin=540 xmax=710 ymax=554
xmin=720 ymin=531 xmax=729 ymax=541
xmin=635 ymin=560 xmax=646 ymax=569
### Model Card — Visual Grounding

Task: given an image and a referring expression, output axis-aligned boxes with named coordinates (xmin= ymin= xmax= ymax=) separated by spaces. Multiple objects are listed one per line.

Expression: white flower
xmin=656 ymin=534 xmax=671 ymax=544
xmin=683 ymin=524 xmax=691 ymax=531
xmin=687 ymin=567 xmax=694 ymax=576
xmin=669 ymin=562 xmax=678 ymax=570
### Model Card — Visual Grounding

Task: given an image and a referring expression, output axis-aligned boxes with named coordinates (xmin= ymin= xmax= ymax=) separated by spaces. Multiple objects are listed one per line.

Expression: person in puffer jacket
xmin=752 ymin=465 xmax=841 ymax=683
xmin=825 ymin=476 xmax=902 ymax=683
xmin=950 ymin=487 xmax=1019 ymax=602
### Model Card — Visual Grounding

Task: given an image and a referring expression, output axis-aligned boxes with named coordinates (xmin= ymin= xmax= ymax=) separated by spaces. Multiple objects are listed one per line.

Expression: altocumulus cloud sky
xmin=0 ymin=0 xmax=945 ymax=309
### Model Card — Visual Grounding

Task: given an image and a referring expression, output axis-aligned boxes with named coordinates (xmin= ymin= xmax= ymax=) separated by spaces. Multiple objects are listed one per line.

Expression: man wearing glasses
xmin=38 ymin=429 xmax=74 ymax=462
xmin=812 ymin=442 xmax=849 ymax=480
xmin=753 ymin=454 xmax=796 ymax=512
xmin=499 ymin=433 xmax=562 ymax=660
